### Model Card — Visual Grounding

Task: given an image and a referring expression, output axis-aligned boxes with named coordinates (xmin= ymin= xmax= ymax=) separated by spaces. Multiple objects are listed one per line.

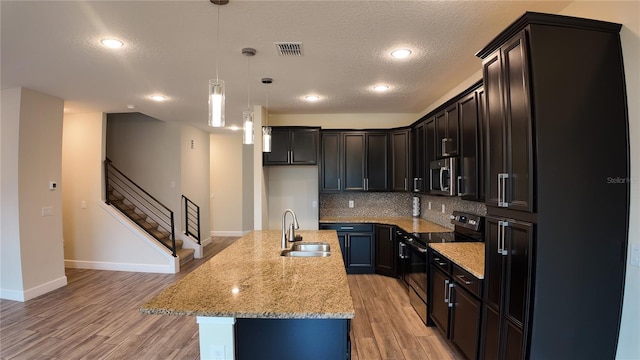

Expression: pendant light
xmin=208 ymin=0 xmax=228 ymax=128
xmin=261 ymin=77 xmax=273 ymax=152
xmin=242 ymin=48 xmax=256 ymax=145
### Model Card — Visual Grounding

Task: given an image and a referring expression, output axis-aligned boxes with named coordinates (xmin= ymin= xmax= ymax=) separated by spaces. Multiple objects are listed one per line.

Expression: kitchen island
xmin=141 ymin=230 xmax=355 ymax=360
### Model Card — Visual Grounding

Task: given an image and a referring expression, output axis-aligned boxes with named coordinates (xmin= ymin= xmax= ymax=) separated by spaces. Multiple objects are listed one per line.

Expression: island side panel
xmin=197 ymin=317 xmax=236 ymax=360
xmin=235 ymin=318 xmax=351 ymax=360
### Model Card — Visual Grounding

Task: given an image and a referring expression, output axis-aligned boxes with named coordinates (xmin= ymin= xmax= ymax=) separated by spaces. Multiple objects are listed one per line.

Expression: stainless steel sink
xmin=281 ymin=250 xmax=331 ymax=257
xmin=290 ymin=242 xmax=331 ymax=252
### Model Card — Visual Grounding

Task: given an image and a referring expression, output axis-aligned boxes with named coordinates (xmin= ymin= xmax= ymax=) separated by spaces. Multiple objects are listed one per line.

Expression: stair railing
xmin=104 ymin=158 xmax=176 ymax=257
xmin=181 ymin=195 xmax=201 ymax=245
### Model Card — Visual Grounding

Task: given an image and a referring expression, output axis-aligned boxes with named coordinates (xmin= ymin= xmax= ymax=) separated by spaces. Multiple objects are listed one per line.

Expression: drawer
xmin=319 ymin=223 xmax=374 ymax=232
xmin=430 ymin=251 xmax=451 ymax=274
xmin=452 ymin=265 xmax=482 ymax=298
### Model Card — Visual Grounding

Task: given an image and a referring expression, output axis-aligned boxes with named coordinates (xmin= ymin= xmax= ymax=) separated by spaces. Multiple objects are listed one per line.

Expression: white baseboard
xmin=1 ymin=276 xmax=68 ymax=302
xmin=65 ymin=259 xmax=178 ymax=274
xmin=211 ymin=231 xmax=246 ymax=237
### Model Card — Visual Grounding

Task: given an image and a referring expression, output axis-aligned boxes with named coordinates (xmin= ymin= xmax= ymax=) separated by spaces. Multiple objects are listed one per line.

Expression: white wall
xmin=210 ymin=131 xmax=244 ymax=235
xmin=555 ymin=2 xmax=640 ymax=358
xmin=181 ymin=125 xmax=211 ymax=241
xmin=62 ymin=112 xmax=176 ymax=273
xmin=106 ymin=113 xmax=182 ymax=233
xmin=1 ymin=88 xmax=25 ymax=296
xmin=0 ymin=87 xmax=67 ymax=301
xmin=267 ymin=166 xmax=319 ymax=231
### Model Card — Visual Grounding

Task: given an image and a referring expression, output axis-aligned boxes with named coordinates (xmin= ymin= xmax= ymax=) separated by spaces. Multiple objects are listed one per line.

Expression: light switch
xmin=631 ymin=244 xmax=640 ymax=267
xmin=81 ymin=201 xmax=87 ymax=209
xmin=49 ymin=181 xmax=57 ymax=191
xmin=312 ymin=200 xmax=318 ymax=208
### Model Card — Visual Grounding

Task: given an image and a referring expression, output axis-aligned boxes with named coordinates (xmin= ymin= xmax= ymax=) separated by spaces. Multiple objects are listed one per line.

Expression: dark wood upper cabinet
xmin=458 ymin=89 xmax=481 ymax=201
xmin=319 ymin=132 xmax=341 ymax=192
xmin=435 ymin=103 xmax=459 ymax=158
xmin=365 ymin=132 xmax=389 ymax=191
xmin=343 ymin=132 xmax=366 ymax=191
xmin=411 ymin=121 xmax=427 ymax=193
xmin=483 ymin=31 xmax=533 ymax=212
xmin=263 ymin=127 xmax=319 ymax=165
xmin=390 ymin=129 xmax=411 ymax=192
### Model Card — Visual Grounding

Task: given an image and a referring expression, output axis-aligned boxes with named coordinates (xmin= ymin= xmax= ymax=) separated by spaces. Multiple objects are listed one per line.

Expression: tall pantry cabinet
xmin=476 ymin=12 xmax=629 ymax=360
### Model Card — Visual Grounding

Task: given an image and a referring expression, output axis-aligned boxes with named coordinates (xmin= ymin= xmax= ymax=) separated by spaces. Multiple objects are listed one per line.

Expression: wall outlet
xmin=209 ymin=345 xmax=225 ymax=360
xmin=441 ymin=204 xmax=446 ymax=213
xmin=428 ymin=201 xmax=432 ymax=210
xmin=348 ymin=200 xmax=354 ymax=208
xmin=312 ymin=200 xmax=318 ymax=208
xmin=49 ymin=181 xmax=57 ymax=190
xmin=41 ymin=206 xmax=53 ymax=216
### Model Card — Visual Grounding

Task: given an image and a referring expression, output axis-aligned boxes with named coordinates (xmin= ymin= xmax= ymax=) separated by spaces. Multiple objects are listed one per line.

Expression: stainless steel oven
xmin=429 ymin=157 xmax=457 ymax=196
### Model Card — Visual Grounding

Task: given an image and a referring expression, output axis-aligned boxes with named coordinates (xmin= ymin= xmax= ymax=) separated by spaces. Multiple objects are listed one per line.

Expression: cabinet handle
xmin=365 ymin=178 xmax=368 ymax=191
xmin=448 ymin=282 xmax=454 ymax=308
xmin=338 ymin=178 xmax=341 ymax=191
xmin=498 ymin=220 xmax=509 ymax=256
xmin=340 ymin=226 xmax=354 ymax=230
xmin=398 ymin=242 xmax=405 ymax=259
xmin=498 ymin=173 xmax=509 ymax=207
xmin=444 ymin=279 xmax=450 ymax=304
xmin=457 ymin=175 xmax=463 ymax=196
xmin=456 ymin=275 xmax=472 ymax=285
xmin=442 ymin=138 xmax=447 ymax=155
xmin=404 ymin=178 xmax=408 ymax=192
xmin=440 ymin=167 xmax=447 ymax=192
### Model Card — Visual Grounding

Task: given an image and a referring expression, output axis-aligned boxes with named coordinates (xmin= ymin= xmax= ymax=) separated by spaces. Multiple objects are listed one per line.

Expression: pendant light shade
xmin=261 ymin=77 xmax=273 ymax=152
xmin=208 ymin=79 xmax=225 ymax=127
xmin=208 ymin=0 xmax=227 ymax=128
xmin=242 ymin=48 xmax=256 ymax=145
xmin=243 ymin=111 xmax=254 ymax=145
xmin=262 ymin=126 xmax=272 ymax=152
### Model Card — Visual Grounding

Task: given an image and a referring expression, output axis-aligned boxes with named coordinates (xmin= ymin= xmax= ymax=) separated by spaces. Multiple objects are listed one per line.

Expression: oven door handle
xmin=406 ymin=240 xmax=428 ymax=253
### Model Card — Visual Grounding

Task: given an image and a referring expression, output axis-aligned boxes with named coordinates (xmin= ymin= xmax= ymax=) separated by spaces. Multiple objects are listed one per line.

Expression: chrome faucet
xmin=281 ymin=209 xmax=300 ymax=249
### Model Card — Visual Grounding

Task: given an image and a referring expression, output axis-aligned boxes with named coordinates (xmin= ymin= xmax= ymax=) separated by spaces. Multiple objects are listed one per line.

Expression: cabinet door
xmin=484 ymin=216 xmax=504 ymax=309
xmin=347 ymin=233 xmax=374 ymax=272
xmin=320 ymin=132 xmax=341 ymax=192
xmin=435 ymin=111 xmax=447 ymax=159
xmin=343 ymin=133 xmax=365 ymax=191
xmin=450 ymin=286 xmax=481 ymax=360
xmin=504 ymin=319 xmax=525 ymax=360
xmin=444 ymin=103 xmax=459 ymax=157
xmin=337 ymin=233 xmax=348 ymax=267
xmin=502 ymin=32 xmax=534 ymax=213
xmin=477 ymin=87 xmax=486 ymax=201
xmin=483 ymin=50 xmax=506 ymax=208
xmin=412 ymin=122 xmax=426 ymax=192
xmin=430 ymin=267 xmax=451 ymax=337
xmin=503 ymin=219 xmax=533 ymax=327
xmin=291 ymin=129 xmax=318 ymax=165
xmin=425 ymin=119 xmax=436 ymax=192
xmin=365 ymin=132 xmax=389 ymax=191
xmin=264 ymin=129 xmax=291 ymax=164
xmin=458 ymin=92 xmax=479 ymax=200
xmin=374 ymin=224 xmax=396 ymax=277
xmin=391 ymin=130 xmax=410 ymax=192
xmin=482 ymin=304 xmax=501 ymax=360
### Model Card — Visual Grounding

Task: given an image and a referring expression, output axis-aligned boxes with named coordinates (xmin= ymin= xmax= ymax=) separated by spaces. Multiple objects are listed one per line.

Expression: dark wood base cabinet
xmin=235 ymin=318 xmax=350 ymax=360
xmin=319 ymin=223 xmax=375 ymax=274
xmin=477 ymin=12 xmax=629 ymax=360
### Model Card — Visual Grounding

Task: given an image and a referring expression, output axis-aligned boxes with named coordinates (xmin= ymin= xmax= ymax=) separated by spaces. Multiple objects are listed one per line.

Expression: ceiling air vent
xmin=274 ymin=42 xmax=303 ymax=56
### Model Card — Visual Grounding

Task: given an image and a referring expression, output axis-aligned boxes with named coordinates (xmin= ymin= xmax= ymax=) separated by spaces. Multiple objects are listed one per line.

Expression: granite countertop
xmin=320 ymin=216 xmax=452 ymax=234
xmin=429 ymin=242 xmax=485 ymax=279
xmin=141 ymin=230 xmax=355 ymax=319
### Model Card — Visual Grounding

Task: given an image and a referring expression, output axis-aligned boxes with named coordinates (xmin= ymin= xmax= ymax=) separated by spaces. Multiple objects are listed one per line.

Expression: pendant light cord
xmin=216 ymin=5 xmax=220 ymax=81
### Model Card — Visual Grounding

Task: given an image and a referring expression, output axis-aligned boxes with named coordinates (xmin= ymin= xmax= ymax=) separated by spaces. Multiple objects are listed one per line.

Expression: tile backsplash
xmin=320 ymin=192 xmax=487 ymax=229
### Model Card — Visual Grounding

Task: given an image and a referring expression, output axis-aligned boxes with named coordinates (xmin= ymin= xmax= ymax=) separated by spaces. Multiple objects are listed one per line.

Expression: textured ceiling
xmin=1 ymin=0 xmax=572 ymax=131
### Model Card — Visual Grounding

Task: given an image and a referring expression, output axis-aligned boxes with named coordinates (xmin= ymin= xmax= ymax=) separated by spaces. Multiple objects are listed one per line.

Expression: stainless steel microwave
xmin=429 ymin=157 xmax=457 ymax=196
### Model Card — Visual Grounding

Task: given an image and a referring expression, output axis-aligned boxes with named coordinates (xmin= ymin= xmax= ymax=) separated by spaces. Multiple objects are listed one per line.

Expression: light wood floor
xmin=1 ymin=237 xmax=461 ymax=360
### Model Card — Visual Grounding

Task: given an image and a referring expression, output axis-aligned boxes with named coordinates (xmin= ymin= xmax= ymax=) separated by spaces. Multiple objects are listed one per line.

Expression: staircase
xmin=104 ymin=159 xmax=195 ymax=268
xmin=108 ymin=188 xmax=194 ymax=266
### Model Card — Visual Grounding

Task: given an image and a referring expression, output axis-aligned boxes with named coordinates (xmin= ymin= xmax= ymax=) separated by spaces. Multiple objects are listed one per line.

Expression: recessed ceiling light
xmin=150 ymin=95 xmax=166 ymax=102
xmin=305 ymin=95 xmax=320 ymax=102
xmin=373 ymin=85 xmax=390 ymax=92
xmin=391 ymin=48 xmax=412 ymax=59
xmin=100 ymin=38 xmax=124 ymax=49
